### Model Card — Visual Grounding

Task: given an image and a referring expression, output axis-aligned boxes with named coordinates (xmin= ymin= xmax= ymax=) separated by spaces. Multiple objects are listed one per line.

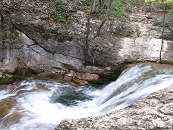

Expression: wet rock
xmin=1 ymin=111 xmax=23 ymax=127
xmin=74 ymin=72 xmax=83 ymax=80
xmin=63 ymin=71 xmax=102 ymax=85
xmin=0 ymin=73 xmax=13 ymax=85
xmin=36 ymin=84 xmax=49 ymax=91
xmin=81 ymin=73 xmax=99 ymax=82
xmin=73 ymin=79 xmax=89 ymax=86
xmin=63 ymin=75 xmax=73 ymax=82
xmin=56 ymin=85 xmax=173 ymax=130
xmin=36 ymin=71 xmax=64 ymax=80
xmin=0 ymin=99 xmax=15 ymax=119
xmin=63 ymin=70 xmax=76 ymax=82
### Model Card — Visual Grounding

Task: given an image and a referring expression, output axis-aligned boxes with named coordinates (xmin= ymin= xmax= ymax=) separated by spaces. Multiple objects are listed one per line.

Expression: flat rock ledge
xmin=56 ymin=84 xmax=173 ymax=130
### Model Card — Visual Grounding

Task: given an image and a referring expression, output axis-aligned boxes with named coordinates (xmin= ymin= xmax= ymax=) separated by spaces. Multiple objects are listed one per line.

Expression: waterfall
xmin=0 ymin=64 xmax=173 ymax=130
xmin=95 ymin=65 xmax=173 ymax=115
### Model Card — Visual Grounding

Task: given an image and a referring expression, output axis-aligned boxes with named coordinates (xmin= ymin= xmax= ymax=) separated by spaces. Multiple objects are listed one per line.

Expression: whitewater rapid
xmin=0 ymin=64 xmax=173 ymax=130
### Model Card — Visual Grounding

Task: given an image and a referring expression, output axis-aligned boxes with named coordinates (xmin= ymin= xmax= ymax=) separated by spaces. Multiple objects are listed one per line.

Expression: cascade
xmin=0 ymin=64 xmax=173 ymax=130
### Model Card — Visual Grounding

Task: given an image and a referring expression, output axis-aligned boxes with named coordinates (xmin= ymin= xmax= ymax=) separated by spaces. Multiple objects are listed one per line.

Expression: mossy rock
xmin=13 ymin=67 xmax=37 ymax=79
xmin=0 ymin=75 xmax=12 ymax=85
xmin=161 ymin=61 xmax=173 ymax=65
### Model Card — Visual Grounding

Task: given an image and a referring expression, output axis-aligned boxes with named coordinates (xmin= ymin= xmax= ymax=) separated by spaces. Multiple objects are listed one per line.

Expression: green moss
xmin=110 ymin=0 xmax=129 ymax=18
xmin=49 ymin=0 xmax=70 ymax=23
xmin=160 ymin=61 xmax=173 ymax=65
xmin=0 ymin=68 xmax=37 ymax=85
xmin=0 ymin=76 xmax=10 ymax=85
xmin=23 ymin=8 xmax=32 ymax=13
xmin=13 ymin=67 xmax=37 ymax=79
xmin=25 ymin=69 xmax=36 ymax=77
xmin=10 ymin=14 xmax=25 ymax=22
xmin=38 ymin=25 xmax=51 ymax=40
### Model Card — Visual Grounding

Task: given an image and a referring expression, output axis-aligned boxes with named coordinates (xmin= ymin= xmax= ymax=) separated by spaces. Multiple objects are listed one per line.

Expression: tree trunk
xmin=84 ymin=0 xmax=93 ymax=65
xmin=159 ymin=1 xmax=167 ymax=63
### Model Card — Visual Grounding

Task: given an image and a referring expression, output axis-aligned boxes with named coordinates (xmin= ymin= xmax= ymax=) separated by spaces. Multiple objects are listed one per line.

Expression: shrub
xmin=110 ymin=0 xmax=128 ymax=18
xmin=153 ymin=18 xmax=173 ymax=40
xmin=49 ymin=0 xmax=70 ymax=23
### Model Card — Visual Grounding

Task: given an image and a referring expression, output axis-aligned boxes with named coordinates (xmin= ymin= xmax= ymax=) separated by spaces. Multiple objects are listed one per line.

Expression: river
xmin=0 ymin=64 xmax=173 ymax=130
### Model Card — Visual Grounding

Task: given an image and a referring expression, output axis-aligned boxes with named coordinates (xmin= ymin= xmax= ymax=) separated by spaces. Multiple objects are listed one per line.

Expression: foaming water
xmin=95 ymin=65 xmax=173 ymax=115
xmin=0 ymin=64 xmax=173 ymax=130
xmin=0 ymin=81 xmax=99 ymax=130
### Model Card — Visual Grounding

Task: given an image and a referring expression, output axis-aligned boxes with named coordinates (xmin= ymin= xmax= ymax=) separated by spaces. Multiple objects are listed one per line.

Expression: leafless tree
xmin=159 ymin=0 xmax=167 ymax=63
xmin=84 ymin=0 xmax=114 ymax=65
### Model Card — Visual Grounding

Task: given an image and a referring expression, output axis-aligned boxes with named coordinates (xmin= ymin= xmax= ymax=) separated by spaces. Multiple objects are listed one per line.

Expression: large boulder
xmin=55 ymin=84 xmax=173 ymax=130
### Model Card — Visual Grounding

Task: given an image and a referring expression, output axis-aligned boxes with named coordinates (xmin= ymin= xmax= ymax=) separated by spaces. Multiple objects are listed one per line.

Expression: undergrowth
xmin=41 ymin=0 xmax=131 ymax=22
xmin=153 ymin=11 xmax=173 ymax=40
xmin=49 ymin=0 xmax=70 ymax=23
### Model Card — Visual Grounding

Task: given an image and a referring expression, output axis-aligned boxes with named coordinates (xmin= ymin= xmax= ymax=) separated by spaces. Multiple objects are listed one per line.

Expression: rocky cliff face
xmin=0 ymin=1 xmax=173 ymax=81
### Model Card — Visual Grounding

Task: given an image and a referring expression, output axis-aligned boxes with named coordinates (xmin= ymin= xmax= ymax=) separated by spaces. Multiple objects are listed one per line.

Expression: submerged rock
xmin=55 ymin=84 xmax=173 ymax=130
xmin=0 ymin=99 xmax=15 ymax=119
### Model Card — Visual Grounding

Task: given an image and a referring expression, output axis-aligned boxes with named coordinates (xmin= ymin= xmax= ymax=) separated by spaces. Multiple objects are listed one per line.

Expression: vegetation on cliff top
xmin=1 ymin=0 xmax=173 ymax=28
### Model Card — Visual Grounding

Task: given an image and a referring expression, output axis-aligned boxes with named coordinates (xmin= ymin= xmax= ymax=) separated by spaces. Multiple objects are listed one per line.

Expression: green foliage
xmin=144 ymin=0 xmax=173 ymax=9
xmin=10 ymin=0 xmax=19 ymax=6
xmin=128 ymin=0 xmax=143 ymax=5
xmin=153 ymin=20 xmax=165 ymax=27
xmin=145 ymin=0 xmax=173 ymax=3
xmin=50 ymin=10 xmax=67 ymax=22
xmin=163 ymin=28 xmax=173 ymax=40
xmin=11 ymin=0 xmax=17 ymax=4
xmin=153 ymin=18 xmax=173 ymax=40
xmin=144 ymin=0 xmax=173 ymax=10
xmin=80 ymin=0 xmax=90 ymax=7
xmin=0 ymin=75 xmax=10 ymax=85
xmin=49 ymin=0 xmax=70 ymax=23
xmin=160 ymin=60 xmax=173 ymax=64
xmin=153 ymin=12 xmax=173 ymax=27
xmin=168 ymin=11 xmax=173 ymax=17
xmin=52 ymin=50 xmax=59 ymax=55
xmin=86 ymin=0 xmax=129 ymax=19
xmin=144 ymin=0 xmax=156 ymax=2
xmin=13 ymin=67 xmax=36 ymax=78
xmin=110 ymin=0 xmax=128 ymax=18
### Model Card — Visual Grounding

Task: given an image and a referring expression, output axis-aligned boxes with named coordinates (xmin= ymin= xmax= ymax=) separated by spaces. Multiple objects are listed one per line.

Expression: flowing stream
xmin=0 ymin=64 xmax=173 ymax=130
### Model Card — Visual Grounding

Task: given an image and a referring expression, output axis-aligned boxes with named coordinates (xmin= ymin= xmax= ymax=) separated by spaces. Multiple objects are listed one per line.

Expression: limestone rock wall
xmin=0 ymin=10 xmax=173 ymax=78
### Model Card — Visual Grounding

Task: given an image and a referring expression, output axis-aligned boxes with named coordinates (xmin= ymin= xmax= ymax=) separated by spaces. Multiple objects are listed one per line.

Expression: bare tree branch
xmin=93 ymin=0 xmax=113 ymax=39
